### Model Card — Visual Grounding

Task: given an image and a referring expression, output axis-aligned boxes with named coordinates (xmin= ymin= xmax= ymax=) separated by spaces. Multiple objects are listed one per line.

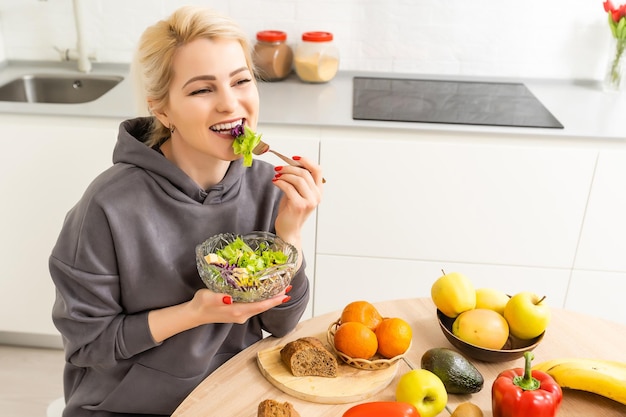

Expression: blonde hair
xmin=131 ymin=6 xmax=255 ymax=147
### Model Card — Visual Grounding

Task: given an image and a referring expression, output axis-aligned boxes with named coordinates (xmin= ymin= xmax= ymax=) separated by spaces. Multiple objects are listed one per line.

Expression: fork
xmin=253 ymin=140 xmax=326 ymax=183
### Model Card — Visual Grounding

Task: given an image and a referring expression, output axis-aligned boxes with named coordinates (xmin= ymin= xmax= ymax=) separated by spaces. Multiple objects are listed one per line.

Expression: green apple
xmin=396 ymin=369 xmax=447 ymax=417
xmin=475 ymin=287 xmax=510 ymax=316
xmin=504 ymin=292 xmax=550 ymax=339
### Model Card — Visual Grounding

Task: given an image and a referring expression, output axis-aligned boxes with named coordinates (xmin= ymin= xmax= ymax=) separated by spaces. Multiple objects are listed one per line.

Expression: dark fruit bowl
xmin=437 ymin=309 xmax=544 ymax=363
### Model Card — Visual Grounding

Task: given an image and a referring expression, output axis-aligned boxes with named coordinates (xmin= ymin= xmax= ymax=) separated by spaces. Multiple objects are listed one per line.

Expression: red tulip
xmin=604 ymin=0 xmax=626 ymax=20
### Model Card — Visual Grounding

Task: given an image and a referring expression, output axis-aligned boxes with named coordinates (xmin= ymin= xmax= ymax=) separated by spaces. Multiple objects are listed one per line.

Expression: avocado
xmin=421 ymin=347 xmax=484 ymax=394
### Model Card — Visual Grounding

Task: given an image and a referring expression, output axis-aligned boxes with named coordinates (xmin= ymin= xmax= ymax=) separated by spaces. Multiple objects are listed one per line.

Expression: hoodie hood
xmin=112 ymin=117 xmax=247 ymax=204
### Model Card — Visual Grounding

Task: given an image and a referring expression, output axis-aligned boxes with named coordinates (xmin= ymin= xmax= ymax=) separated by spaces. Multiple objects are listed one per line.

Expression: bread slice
xmin=257 ymin=399 xmax=301 ymax=417
xmin=280 ymin=336 xmax=338 ymax=377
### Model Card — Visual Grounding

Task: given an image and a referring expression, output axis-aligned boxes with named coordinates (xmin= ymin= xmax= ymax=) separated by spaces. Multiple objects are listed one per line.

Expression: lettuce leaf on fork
xmin=232 ymin=125 xmax=262 ymax=167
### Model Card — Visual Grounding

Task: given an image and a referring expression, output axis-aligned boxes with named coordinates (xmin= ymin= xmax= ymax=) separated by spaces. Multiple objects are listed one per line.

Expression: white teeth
xmin=210 ymin=119 xmax=243 ymax=132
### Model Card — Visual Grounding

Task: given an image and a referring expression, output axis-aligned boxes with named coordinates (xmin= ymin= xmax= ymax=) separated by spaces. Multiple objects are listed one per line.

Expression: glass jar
xmin=294 ymin=31 xmax=340 ymax=83
xmin=253 ymin=30 xmax=293 ymax=81
xmin=603 ymin=36 xmax=626 ymax=92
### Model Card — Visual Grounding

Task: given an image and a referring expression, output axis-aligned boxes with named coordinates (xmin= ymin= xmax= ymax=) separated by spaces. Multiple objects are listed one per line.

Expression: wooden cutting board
xmin=257 ymin=342 xmax=399 ymax=404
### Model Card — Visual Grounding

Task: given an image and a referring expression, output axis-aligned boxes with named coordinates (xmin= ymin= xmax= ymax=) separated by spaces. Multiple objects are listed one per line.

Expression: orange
xmin=452 ymin=308 xmax=509 ymax=349
xmin=333 ymin=321 xmax=378 ymax=359
xmin=340 ymin=300 xmax=383 ymax=331
xmin=374 ymin=317 xmax=413 ymax=358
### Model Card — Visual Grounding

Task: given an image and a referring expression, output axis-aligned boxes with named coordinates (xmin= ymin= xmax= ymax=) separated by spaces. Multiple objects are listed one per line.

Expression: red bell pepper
xmin=492 ymin=352 xmax=562 ymax=417
xmin=342 ymin=401 xmax=420 ymax=417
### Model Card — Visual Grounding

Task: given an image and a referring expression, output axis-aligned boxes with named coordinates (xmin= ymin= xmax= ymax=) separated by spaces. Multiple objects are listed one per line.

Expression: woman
xmin=49 ymin=6 xmax=323 ymax=416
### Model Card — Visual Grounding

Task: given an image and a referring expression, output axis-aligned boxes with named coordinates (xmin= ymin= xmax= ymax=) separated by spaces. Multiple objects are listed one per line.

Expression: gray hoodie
xmin=50 ymin=117 xmax=310 ymax=417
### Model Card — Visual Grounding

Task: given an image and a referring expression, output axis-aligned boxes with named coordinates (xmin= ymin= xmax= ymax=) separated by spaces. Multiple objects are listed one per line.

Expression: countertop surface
xmin=1 ymin=60 xmax=625 ymax=141
xmin=172 ymin=297 xmax=626 ymax=417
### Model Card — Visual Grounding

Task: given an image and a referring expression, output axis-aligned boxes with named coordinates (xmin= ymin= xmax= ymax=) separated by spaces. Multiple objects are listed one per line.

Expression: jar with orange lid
xmin=252 ymin=30 xmax=294 ymax=81
xmin=294 ymin=31 xmax=340 ymax=83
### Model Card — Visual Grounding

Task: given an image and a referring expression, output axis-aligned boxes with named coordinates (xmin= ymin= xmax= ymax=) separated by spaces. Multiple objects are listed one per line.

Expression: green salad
xmin=205 ymin=236 xmax=289 ymax=288
xmin=232 ymin=125 xmax=262 ymax=167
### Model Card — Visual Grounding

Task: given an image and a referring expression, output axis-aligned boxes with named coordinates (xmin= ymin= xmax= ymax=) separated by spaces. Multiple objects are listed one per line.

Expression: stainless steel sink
xmin=0 ymin=74 xmax=124 ymax=104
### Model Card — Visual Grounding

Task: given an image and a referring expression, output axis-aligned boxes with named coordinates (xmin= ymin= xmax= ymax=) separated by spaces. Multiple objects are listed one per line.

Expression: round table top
xmin=172 ymin=298 xmax=626 ymax=417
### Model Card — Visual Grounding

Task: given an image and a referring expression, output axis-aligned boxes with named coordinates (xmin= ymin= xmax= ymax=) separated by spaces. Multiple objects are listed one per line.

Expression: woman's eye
xmin=190 ymin=88 xmax=212 ymax=95
xmin=235 ymin=78 xmax=252 ymax=86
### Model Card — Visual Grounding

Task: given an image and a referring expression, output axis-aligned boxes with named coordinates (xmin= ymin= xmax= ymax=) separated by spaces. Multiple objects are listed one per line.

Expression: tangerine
xmin=374 ymin=317 xmax=413 ymax=358
xmin=340 ymin=300 xmax=383 ymax=331
xmin=333 ymin=321 xmax=378 ymax=359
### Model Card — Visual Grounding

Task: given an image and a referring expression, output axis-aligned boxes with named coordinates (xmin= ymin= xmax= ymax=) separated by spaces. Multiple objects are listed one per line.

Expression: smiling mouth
xmin=210 ymin=119 xmax=244 ymax=136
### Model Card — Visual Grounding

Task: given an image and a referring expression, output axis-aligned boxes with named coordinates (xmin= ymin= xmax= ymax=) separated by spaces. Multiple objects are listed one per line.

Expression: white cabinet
xmin=565 ymin=270 xmax=626 ymax=325
xmin=0 ymin=115 xmax=119 ymax=339
xmin=574 ymin=149 xmax=626 ymax=272
xmin=316 ymin=129 xmax=596 ymax=267
xmin=314 ymin=254 xmax=571 ymax=317
xmin=567 ymin=149 xmax=626 ymax=326
xmin=314 ymin=128 xmax=597 ymax=316
xmin=256 ymin=124 xmax=321 ymax=319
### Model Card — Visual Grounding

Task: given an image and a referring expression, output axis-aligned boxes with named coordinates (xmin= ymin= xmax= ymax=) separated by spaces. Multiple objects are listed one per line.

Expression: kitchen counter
xmin=258 ymin=72 xmax=626 ymax=141
xmin=0 ymin=61 xmax=135 ymax=119
xmin=1 ymin=60 xmax=625 ymax=141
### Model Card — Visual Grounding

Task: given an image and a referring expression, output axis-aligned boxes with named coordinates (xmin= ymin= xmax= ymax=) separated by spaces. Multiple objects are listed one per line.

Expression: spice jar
xmin=253 ymin=30 xmax=293 ymax=81
xmin=294 ymin=31 xmax=339 ymax=83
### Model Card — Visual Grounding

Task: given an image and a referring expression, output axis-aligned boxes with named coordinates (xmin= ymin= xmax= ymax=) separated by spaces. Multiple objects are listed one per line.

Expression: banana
xmin=532 ymin=358 xmax=626 ymax=405
xmin=533 ymin=358 xmax=626 ymax=373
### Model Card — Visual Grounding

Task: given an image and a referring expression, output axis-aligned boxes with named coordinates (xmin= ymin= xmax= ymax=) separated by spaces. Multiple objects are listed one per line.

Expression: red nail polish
xmin=274 ymin=166 xmax=283 ymax=171
xmin=292 ymin=156 xmax=302 ymax=161
xmin=285 ymin=285 xmax=293 ymax=294
xmin=282 ymin=296 xmax=291 ymax=303
xmin=222 ymin=296 xmax=232 ymax=305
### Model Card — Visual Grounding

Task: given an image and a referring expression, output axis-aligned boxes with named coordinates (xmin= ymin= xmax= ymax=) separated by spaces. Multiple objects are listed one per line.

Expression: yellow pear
xmin=475 ymin=288 xmax=510 ymax=316
xmin=431 ymin=271 xmax=476 ymax=318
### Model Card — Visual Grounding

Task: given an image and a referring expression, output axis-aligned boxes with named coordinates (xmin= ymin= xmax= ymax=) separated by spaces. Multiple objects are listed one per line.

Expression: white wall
xmin=0 ymin=0 xmax=615 ymax=80
xmin=0 ymin=15 xmax=5 ymax=62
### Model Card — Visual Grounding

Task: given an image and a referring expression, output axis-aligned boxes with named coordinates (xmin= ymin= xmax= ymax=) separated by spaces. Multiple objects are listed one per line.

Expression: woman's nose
xmin=215 ymin=88 xmax=237 ymax=113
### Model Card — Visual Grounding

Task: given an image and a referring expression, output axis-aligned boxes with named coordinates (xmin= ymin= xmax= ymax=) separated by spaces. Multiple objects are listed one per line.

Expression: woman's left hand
xmin=272 ymin=156 xmax=323 ymax=250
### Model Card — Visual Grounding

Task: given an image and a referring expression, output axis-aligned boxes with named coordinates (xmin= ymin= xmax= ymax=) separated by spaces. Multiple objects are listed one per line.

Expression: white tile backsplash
xmin=0 ymin=0 xmax=615 ymax=80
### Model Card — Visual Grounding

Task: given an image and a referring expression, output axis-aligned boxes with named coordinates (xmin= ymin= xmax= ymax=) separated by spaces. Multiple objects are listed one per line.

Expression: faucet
xmin=72 ymin=0 xmax=91 ymax=72
xmin=50 ymin=0 xmax=94 ymax=72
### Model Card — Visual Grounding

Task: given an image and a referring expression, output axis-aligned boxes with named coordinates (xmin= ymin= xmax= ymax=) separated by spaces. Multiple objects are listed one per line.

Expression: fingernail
xmin=222 ymin=295 xmax=232 ymax=305
xmin=282 ymin=296 xmax=291 ymax=303
xmin=285 ymin=285 xmax=293 ymax=294
xmin=292 ymin=156 xmax=301 ymax=161
xmin=274 ymin=166 xmax=283 ymax=171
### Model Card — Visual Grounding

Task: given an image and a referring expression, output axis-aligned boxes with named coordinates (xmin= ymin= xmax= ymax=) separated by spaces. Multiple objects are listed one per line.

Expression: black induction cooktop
xmin=352 ymin=77 xmax=563 ymax=129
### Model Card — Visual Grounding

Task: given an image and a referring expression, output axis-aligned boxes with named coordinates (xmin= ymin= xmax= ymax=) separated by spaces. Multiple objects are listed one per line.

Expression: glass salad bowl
xmin=195 ymin=231 xmax=298 ymax=303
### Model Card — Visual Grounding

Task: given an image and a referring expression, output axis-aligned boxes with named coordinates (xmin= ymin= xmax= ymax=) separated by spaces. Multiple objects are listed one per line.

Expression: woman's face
xmin=158 ymin=37 xmax=259 ymax=163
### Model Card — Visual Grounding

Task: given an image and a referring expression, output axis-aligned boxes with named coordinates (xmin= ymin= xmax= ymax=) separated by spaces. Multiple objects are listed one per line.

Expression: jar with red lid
xmin=294 ymin=31 xmax=340 ymax=83
xmin=252 ymin=30 xmax=293 ymax=81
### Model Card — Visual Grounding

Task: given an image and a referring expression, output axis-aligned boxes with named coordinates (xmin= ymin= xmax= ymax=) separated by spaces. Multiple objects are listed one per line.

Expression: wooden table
xmin=172 ymin=298 xmax=626 ymax=417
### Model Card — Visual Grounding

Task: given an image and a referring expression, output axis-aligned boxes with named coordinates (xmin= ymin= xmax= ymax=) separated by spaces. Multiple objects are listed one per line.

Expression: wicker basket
xmin=327 ymin=319 xmax=409 ymax=371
